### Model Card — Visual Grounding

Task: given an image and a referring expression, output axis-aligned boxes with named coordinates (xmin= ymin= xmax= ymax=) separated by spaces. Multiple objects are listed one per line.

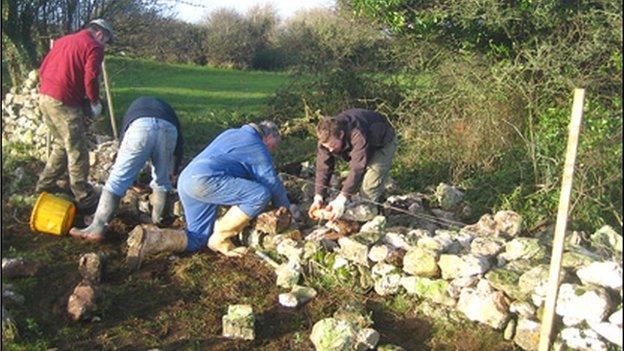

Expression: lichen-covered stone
xmin=470 ymin=237 xmax=505 ymax=257
xmin=360 ymin=215 xmax=386 ymax=234
xmin=438 ymin=254 xmax=490 ymax=280
xmin=374 ymin=273 xmax=402 ymax=296
xmin=401 ymin=276 xmax=456 ymax=306
xmin=279 ymin=285 xmax=317 ymax=308
xmin=310 ymin=318 xmax=358 ymax=351
xmin=485 ymin=268 xmax=525 ymax=300
xmin=435 ymin=183 xmax=464 ymax=210
xmin=402 ymin=247 xmax=440 ymax=278
xmin=222 ymin=304 xmax=255 ymax=340
xmin=556 ymin=283 xmax=612 ymax=326
xmin=500 ymin=238 xmax=546 ymax=262
xmin=457 ymin=280 xmax=510 ymax=329
xmin=513 ymin=318 xmax=540 ymax=351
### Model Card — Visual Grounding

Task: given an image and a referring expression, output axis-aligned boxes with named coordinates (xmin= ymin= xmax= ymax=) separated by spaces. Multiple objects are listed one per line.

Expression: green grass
xmin=102 ymin=56 xmax=291 ymax=156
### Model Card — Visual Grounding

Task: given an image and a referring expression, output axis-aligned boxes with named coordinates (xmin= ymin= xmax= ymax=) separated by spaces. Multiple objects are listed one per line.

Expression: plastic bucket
xmin=29 ymin=192 xmax=76 ymax=236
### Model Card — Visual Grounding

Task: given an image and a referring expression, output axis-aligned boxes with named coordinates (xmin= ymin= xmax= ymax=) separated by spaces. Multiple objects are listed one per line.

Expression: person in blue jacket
xmin=126 ymin=121 xmax=291 ymax=269
xmin=69 ymin=96 xmax=184 ymax=242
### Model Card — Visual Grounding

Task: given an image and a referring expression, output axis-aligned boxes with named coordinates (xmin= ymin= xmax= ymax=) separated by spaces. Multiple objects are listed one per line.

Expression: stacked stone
xmin=1 ymin=70 xmax=48 ymax=159
xmin=267 ymin=170 xmax=624 ymax=351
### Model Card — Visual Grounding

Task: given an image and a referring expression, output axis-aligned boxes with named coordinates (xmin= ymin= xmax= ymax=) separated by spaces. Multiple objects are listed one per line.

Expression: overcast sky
xmin=171 ymin=0 xmax=336 ymax=23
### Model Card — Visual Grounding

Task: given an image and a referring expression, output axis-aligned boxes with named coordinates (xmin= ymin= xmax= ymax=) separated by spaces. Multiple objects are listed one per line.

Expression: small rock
xmin=276 ymin=238 xmax=303 ymax=264
xmin=338 ymin=232 xmax=381 ymax=266
xmin=222 ymin=304 xmax=255 ymax=340
xmin=276 ymin=262 xmax=301 ymax=289
xmin=576 ymin=261 xmax=622 ymax=289
xmin=355 ymin=328 xmax=380 ymax=351
xmin=493 ymin=210 xmax=522 ymax=237
xmin=435 ymin=183 xmax=464 ymax=210
xmin=255 ymin=207 xmax=292 ymax=235
xmin=310 ymin=318 xmax=358 ymax=351
xmin=383 ymin=231 xmax=412 ymax=250
xmin=556 ymin=283 xmax=612 ymax=326
xmin=373 ymin=273 xmax=402 ymax=296
xmin=333 ymin=301 xmax=372 ymax=328
xmin=403 ymin=247 xmax=440 ymax=278
xmin=371 ymin=262 xmax=398 ymax=277
xmin=509 ymin=301 xmax=536 ymax=318
xmin=325 ymin=220 xmax=360 ymax=240
xmin=499 ymin=238 xmax=546 ymax=262
xmin=461 ymin=214 xmax=497 ymax=237
xmin=368 ymin=244 xmax=391 ymax=262
xmin=560 ymin=327 xmax=607 ymax=351
xmin=2 ymin=257 xmax=40 ymax=278
xmin=360 ymin=216 xmax=386 ymax=234
xmin=457 ymin=280 xmax=510 ymax=329
xmin=513 ymin=318 xmax=540 ymax=351
xmin=279 ymin=285 xmax=317 ymax=308
xmin=67 ymin=282 xmax=99 ymax=321
xmin=590 ymin=225 xmax=622 ymax=253
xmin=438 ymin=254 xmax=490 ymax=279
xmin=485 ymin=268 xmax=524 ymax=301
xmin=470 ymin=237 xmax=505 ymax=257
xmin=78 ymin=252 xmax=105 ymax=284
xmin=401 ymin=276 xmax=456 ymax=306
xmin=561 ymin=250 xmax=596 ymax=269
xmin=504 ymin=318 xmax=516 ymax=340
xmin=343 ymin=203 xmax=378 ymax=222
xmin=587 ymin=320 xmax=623 ymax=347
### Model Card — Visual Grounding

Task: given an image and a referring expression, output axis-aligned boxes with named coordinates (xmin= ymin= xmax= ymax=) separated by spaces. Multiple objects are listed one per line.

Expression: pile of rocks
xmin=1 ymin=70 xmax=48 ymax=159
xmin=252 ymin=165 xmax=623 ymax=351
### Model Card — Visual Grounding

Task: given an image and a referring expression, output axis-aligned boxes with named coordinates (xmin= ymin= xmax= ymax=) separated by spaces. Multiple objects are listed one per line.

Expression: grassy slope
xmin=2 ymin=57 xmax=514 ymax=351
xmin=103 ymin=56 xmax=289 ymax=157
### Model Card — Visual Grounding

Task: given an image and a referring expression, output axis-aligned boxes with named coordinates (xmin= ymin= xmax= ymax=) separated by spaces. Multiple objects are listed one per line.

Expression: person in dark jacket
xmin=69 ymin=96 xmax=184 ymax=242
xmin=125 ymin=121 xmax=292 ymax=270
xmin=35 ymin=19 xmax=114 ymax=213
xmin=308 ymin=108 xmax=397 ymax=220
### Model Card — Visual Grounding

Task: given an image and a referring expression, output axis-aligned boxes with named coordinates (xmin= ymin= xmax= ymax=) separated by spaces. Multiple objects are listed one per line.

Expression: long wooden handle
xmin=538 ymin=88 xmax=585 ymax=351
xmin=101 ymin=59 xmax=118 ymax=140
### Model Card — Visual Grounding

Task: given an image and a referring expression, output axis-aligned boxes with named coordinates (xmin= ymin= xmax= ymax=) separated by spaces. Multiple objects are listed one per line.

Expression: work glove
xmin=90 ymin=101 xmax=103 ymax=118
xmin=326 ymin=193 xmax=348 ymax=220
xmin=308 ymin=194 xmax=324 ymax=220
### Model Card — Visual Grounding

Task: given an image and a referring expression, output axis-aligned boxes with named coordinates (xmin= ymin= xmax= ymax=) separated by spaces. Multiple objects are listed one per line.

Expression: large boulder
xmin=560 ymin=327 xmax=608 ymax=351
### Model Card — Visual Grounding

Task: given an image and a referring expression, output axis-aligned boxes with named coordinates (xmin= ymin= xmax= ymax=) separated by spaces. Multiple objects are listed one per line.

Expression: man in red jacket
xmin=36 ymin=19 xmax=114 ymax=214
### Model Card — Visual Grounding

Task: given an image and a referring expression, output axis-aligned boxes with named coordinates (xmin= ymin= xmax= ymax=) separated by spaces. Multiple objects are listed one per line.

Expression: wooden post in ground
xmin=101 ymin=58 xmax=118 ymax=140
xmin=46 ymin=39 xmax=54 ymax=159
xmin=538 ymin=88 xmax=585 ymax=351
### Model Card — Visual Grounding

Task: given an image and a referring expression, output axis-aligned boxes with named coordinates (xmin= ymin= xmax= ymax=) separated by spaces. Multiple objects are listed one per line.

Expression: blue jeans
xmin=178 ymin=173 xmax=271 ymax=252
xmin=104 ymin=118 xmax=178 ymax=197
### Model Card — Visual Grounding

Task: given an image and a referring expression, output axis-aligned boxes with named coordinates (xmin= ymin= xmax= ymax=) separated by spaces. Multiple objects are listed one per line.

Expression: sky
xmin=170 ymin=0 xmax=336 ymax=24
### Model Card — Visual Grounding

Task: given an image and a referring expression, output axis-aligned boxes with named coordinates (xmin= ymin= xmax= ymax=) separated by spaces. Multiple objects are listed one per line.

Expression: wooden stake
xmin=538 ymin=88 xmax=585 ymax=351
xmin=101 ymin=58 xmax=118 ymax=140
xmin=46 ymin=39 xmax=54 ymax=159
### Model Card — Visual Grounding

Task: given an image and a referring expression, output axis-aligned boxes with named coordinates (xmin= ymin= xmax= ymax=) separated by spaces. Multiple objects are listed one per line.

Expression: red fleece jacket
xmin=39 ymin=29 xmax=104 ymax=107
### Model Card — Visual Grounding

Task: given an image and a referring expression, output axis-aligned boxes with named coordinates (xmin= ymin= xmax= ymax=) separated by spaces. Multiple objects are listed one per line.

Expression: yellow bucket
xmin=29 ymin=192 xmax=76 ymax=236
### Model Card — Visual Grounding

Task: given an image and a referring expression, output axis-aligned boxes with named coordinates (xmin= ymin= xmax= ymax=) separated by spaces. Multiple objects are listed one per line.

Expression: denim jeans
xmin=177 ymin=172 xmax=271 ymax=252
xmin=104 ymin=117 xmax=178 ymax=197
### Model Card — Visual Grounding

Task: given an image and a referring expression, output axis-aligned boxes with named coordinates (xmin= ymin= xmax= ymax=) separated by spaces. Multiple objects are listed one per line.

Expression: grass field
xmin=2 ymin=57 xmax=513 ymax=350
xmin=103 ymin=56 xmax=291 ymax=157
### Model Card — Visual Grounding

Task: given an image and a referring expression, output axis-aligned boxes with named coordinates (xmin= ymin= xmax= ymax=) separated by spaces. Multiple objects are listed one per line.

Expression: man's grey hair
xmin=258 ymin=120 xmax=280 ymax=140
